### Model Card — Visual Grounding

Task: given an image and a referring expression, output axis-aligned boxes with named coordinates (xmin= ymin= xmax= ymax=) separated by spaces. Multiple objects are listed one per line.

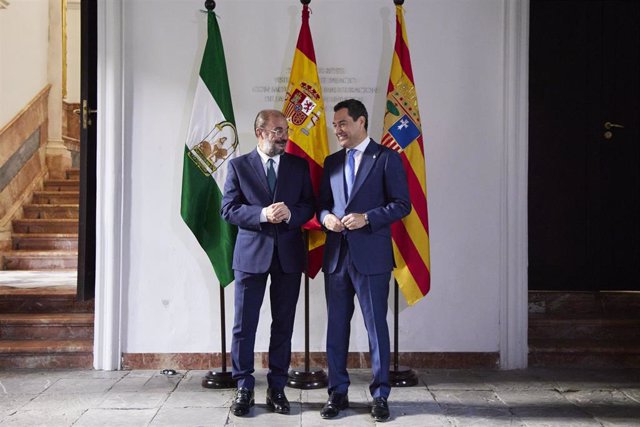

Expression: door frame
xmin=92 ymin=0 xmax=125 ymax=370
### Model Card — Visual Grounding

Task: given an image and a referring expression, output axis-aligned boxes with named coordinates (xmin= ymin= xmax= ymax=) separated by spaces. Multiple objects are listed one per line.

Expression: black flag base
xmin=390 ymin=365 xmax=419 ymax=387
xmin=202 ymin=370 xmax=237 ymax=389
xmin=287 ymin=367 xmax=328 ymax=389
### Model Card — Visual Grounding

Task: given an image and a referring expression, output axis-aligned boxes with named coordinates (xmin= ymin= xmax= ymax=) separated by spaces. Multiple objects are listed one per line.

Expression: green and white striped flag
xmin=180 ymin=11 xmax=238 ymax=286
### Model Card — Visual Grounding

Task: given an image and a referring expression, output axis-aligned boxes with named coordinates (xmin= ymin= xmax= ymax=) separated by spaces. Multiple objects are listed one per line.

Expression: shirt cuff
xmin=319 ymin=212 xmax=327 ymax=227
xmin=260 ymin=207 xmax=268 ymax=223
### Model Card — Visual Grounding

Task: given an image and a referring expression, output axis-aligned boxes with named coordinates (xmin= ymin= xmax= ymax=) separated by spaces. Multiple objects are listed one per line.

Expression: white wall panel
xmin=122 ymin=0 xmax=508 ymax=354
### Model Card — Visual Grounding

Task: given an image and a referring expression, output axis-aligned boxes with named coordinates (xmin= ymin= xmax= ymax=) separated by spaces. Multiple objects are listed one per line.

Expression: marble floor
xmin=1 ymin=368 xmax=639 ymax=426
xmin=0 ymin=270 xmax=76 ymax=288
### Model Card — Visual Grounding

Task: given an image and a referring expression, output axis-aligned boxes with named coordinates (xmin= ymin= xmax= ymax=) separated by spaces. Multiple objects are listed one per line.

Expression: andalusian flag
xmin=282 ymin=3 xmax=329 ymax=279
xmin=180 ymin=11 xmax=238 ymax=286
xmin=381 ymin=5 xmax=431 ymax=305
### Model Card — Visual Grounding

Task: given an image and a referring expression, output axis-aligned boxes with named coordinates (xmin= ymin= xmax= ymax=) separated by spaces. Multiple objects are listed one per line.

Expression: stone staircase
xmin=529 ymin=291 xmax=640 ymax=368
xmin=0 ymin=168 xmax=92 ymax=368
xmin=2 ymin=168 xmax=79 ymax=271
xmin=0 ymin=283 xmax=94 ymax=368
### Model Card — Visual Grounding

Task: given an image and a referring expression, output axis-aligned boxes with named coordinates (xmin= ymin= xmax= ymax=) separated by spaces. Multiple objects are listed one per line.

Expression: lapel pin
xmin=373 ymin=155 xmax=376 ymax=159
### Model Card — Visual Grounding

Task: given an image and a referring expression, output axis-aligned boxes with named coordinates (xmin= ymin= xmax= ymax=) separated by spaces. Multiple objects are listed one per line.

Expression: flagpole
xmin=202 ymin=284 xmax=236 ymax=388
xmin=196 ymin=0 xmax=235 ymax=389
xmin=288 ymin=229 xmax=328 ymax=389
xmin=389 ymin=278 xmax=418 ymax=386
xmin=384 ymin=0 xmax=419 ymax=388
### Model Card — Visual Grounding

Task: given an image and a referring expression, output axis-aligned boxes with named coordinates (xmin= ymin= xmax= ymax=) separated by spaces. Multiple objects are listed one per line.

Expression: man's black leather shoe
xmin=231 ymin=388 xmax=254 ymax=416
xmin=320 ymin=392 xmax=349 ymax=419
xmin=371 ymin=396 xmax=390 ymax=421
xmin=266 ymin=388 xmax=290 ymax=414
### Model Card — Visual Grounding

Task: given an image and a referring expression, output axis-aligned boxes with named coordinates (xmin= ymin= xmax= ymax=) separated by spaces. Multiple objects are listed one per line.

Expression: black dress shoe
xmin=266 ymin=388 xmax=290 ymax=414
xmin=231 ymin=387 xmax=254 ymax=416
xmin=371 ymin=396 xmax=390 ymax=421
xmin=320 ymin=392 xmax=349 ymax=419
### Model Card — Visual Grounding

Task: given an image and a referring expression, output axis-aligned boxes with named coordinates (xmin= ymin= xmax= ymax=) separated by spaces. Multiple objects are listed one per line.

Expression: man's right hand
xmin=266 ymin=202 xmax=289 ymax=223
xmin=323 ymin=214 xmax=345 ymax=232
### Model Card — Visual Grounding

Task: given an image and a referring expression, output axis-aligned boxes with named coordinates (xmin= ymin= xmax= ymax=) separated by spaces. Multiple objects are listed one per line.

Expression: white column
xmin=499 ymin=0 xmax=529 ymax=369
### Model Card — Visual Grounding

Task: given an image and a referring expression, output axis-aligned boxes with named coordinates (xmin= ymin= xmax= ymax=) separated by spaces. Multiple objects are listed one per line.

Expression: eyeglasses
xmin=260 ymin=126 xmax=290 ymax=138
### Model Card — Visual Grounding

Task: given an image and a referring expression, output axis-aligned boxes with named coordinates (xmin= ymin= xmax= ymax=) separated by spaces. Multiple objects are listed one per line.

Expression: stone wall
xmin=0 ymin=86 xmax=50 ymax=250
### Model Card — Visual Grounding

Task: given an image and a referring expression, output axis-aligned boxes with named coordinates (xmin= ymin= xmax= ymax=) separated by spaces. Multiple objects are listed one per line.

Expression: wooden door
xmin=77 ymin=0 xmax=97 ymax=301
xmin=528 ymin=0 xmax=640 ymax=291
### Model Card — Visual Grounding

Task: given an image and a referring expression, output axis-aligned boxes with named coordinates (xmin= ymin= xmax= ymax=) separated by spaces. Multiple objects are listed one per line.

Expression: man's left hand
xmin=342 ymin=213 xmax=367 ymax=230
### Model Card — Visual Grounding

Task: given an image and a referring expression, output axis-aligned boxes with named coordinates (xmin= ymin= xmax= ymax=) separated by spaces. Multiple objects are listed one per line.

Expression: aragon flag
xmin=282 ymin=3 xmax=329 ymax=279
xmin=180 ymin=11 xmax=238 ymax=286
xmin=381 ymin=4 xmax=431 ymax=305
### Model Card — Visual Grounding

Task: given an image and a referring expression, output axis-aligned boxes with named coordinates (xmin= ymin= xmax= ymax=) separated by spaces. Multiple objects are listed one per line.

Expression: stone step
xmin=32 ymin=191 xmax=79 ymax=204
xmin=530 ymin=338 xmax=640 ymax=353
xmin=43 ymin=179 xmax=80 ymax=191
xmin=66 ymin=168 xmax=80 ymax=179
xmin=12 ymin=233 xmax=78 ymax=251
xmin=529 ymin=291 xmax=640 ymax=317
xmin=0 ymin=285 xmax=93 ymax=313
xmin=12 ymin=218 xmax=79 ymax=234
xmin=2 ymin=251 xmax=78 ymax=270
xmin=529 ymin=317 xmax=640 ymax=340
xmin=0 ymin=340 xmax=93 ymax=369
xmin=529 ymin=338 xmax=640 ymax=368
xmin=23 ymin=204 xmax=80 ymax=219
xmin=0 ymin=313 xmax=94 ymax=340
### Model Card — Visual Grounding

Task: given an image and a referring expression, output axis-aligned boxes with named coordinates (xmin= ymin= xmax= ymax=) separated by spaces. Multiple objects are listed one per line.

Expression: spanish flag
xmin=282 ymin=3 xmax=329 ymax=279
xmin=381 ymin=4 xmax=431 ymax=305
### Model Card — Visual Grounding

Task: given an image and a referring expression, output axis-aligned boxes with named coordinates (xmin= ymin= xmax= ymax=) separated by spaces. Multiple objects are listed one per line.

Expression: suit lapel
xmin=248 ymin=149 xmax=272 ymax=198
xmin=348 ymin=141 xmax=381 ymax=204
xmin=275 ymin=153 xmax=292 ymax=198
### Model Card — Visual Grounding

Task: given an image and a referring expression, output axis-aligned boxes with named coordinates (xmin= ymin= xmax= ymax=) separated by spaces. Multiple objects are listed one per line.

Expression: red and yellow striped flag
xmin=381 ymin=4 xmax=431 ymax=305
xmin=282 ymin=4 xmax=329 ymax=279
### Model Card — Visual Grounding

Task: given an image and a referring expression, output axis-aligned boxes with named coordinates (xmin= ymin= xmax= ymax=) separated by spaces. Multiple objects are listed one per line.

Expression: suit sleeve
xmin=367 ymin=150 xmax=411 ymax=232
xmin=317 ymin=156 xmax=334 ymax=227
xmin=286 ymin=160 xmax=315 ymax=228
xmin=220 ymin=160 xmax=263 ymax=231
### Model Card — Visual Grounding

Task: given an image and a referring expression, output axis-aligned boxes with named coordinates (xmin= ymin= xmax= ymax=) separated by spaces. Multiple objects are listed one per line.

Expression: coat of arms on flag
xmin=283 ymin=83 xmax=323 ymax=136
xmin=187 ymin=121 xmax=238 ymax=176
xmin=384 ymin=78 xmax=422 ymax=151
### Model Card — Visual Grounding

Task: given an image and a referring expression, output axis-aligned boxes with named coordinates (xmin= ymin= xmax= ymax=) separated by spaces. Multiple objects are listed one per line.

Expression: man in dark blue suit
xmin=221 ymin=109 xmax=314 ymax=417
xmin=318 ymin=99 xmax=410 ymax=422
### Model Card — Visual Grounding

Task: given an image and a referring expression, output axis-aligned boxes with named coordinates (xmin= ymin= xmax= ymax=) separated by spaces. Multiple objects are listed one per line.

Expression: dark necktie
xmin=345 ymin=149 xmax=356 ymax=198
xmin=267 ymin=158 xmax=276 ymax=194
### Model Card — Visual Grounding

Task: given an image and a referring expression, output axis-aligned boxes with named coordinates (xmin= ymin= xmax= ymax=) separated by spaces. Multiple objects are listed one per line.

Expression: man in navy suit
xmin=318 ymin=99 xmax=410 ymax=422
xmin=221 ymin=109 xmax=314 ymax=417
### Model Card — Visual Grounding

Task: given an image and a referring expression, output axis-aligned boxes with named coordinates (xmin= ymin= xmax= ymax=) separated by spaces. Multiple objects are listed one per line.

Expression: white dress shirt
xmin=347 ymin=136 xmax=371 ymax=176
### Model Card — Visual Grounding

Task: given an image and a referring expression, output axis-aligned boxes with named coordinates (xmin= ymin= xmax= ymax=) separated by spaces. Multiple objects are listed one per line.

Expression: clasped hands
xmin=323 ymin=213 xmax=367 ymax=232
xmin=265 ymin=202 xmax=290 ymax=224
